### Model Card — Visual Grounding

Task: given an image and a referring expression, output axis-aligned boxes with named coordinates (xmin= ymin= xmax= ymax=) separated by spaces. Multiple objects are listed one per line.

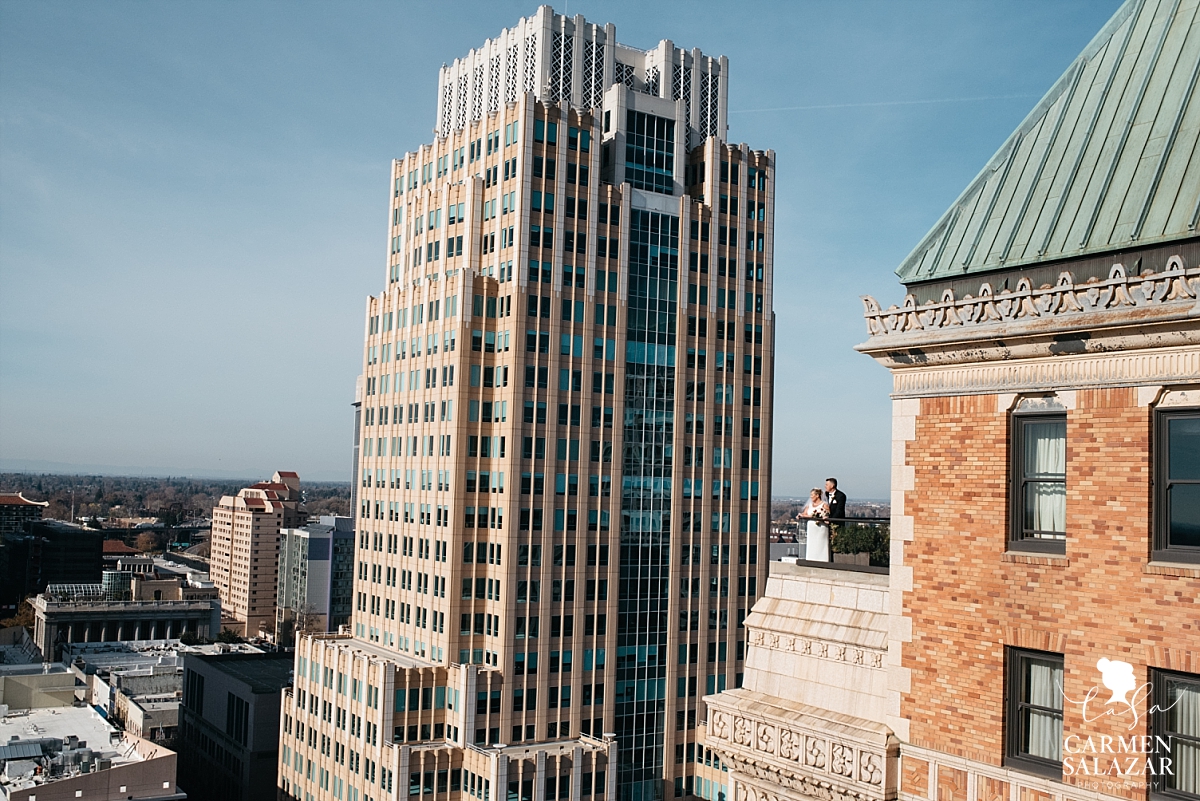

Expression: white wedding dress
xmin=803 ymin=502 xmax=830 ymax=562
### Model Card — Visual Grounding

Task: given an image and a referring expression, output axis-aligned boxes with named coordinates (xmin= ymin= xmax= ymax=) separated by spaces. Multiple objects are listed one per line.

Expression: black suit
xmin=825 ymin=489 xmax=847 ymax=520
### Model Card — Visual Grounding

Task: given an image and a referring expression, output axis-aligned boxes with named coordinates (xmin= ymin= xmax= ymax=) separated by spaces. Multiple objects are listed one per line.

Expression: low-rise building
xmin=176 ymin=651 xmax=293 ymax=801
xmin=68 ymin=639 xmax=264 ymax=746
xmin=32 ymin=585 xmax=221 ymax=662
xmin=101 ymin=539 xmax=139 ymax=563
xmin=0 ymin=660 xmax=186 ymax=800
xmin=0 ymin=702 xmax=185 ymax=801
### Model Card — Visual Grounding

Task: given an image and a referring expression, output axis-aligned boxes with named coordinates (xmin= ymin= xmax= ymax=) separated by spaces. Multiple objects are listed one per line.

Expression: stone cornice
xmin=706 ymin=699 xmax=897 ymax=801
xmin=885 ymin=344 xmax=1200 ymax=398
xmin=856 ymin=259 xmax=1200 ymax=369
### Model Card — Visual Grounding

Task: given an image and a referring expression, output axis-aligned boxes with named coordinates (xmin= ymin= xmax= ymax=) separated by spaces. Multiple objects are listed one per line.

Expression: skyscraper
xmin=283 ymin=7 xmax=774 ymax=801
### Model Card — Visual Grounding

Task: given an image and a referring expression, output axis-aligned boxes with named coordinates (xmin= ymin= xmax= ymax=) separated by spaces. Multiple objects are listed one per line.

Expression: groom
xmin=824 ymin=478 xmax=846 ymax=520
xmin=825 ymin=478 xmax=847 ymax=552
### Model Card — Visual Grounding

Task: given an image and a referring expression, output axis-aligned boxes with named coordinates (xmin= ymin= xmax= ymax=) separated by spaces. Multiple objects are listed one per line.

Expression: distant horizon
xmin=0 ymin=1 xmax=1123 ymax=500
xmin=1 ymin=463 xmax=891 ymax=504
xmin=0 ymin=459 xmax=351 ymax=484
xmin=1 ymin=463 xmax=891 ymax=503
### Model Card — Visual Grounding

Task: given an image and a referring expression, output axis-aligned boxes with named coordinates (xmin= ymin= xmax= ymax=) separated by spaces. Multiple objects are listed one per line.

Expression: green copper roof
xmin=897 ymin=0 xmax=1200 ymax=284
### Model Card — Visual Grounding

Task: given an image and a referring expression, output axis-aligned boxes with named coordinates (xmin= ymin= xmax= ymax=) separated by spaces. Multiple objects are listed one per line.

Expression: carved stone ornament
xmin=756 ymin=723 xmax=776 ymax=754
xmin=749 ymin=619 xmax=889 ymax=670
xmin=711 ymin=710 xmax=730 ymax=740
xmin=778 ymin=729 xmax=801 ymax=762
xmin=734 ymin=716 xmax=754 ymax=746
xmin=727 ymin=753 xmax=877 ymax=801
xmin=707 ymin=701 xmax=894 ymax=801
xmin=830 ymin=743 xmax=855 ymax=778
xmin=858 ymin=752 xmax=883 ymax=786
xmin=861 ymin=259 xmax=1199 ymax=338
xmin=805 ymin=736 xmax=827 ymax=769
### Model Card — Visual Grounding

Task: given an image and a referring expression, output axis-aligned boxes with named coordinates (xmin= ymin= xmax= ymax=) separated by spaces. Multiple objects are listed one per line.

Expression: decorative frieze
xmin=749 ymin=628 xmax=886 ymax=670
xmin=707 ymin=706 xmax=895 ymax=801
xmin=860 ymin=259 xmax=1198 ymax=340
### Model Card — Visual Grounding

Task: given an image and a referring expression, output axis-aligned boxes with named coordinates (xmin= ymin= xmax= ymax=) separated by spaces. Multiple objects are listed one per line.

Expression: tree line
xmin=0 ymin=473 xmax=351 ymax=525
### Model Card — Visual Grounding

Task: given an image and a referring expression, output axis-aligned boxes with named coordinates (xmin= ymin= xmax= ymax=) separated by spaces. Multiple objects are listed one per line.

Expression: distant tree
xmin=137 ymin=532 xmax=160 ymax=552
xmin=217 ymin=628 xmax=246 ymax=644
xmin=179 ymin=630 xmax=201 ymax=646
xmin=831 ymin=523 xmax=890 ymax=567
xmin=294 ymin=602 xmax=321 ymax=635
xmin=0 ymin=598 xmax=35 ymax=633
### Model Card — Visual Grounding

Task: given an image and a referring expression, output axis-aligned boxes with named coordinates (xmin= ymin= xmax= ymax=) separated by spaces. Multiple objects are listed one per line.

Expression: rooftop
xmin=187 ymin=651 xmax=293 ymax=695
xmin=307 ymin=633 xmax=441 ymax=670
xmin=897 ymin=0 xmax=1200 ymax=284
xmin=102 ymin=539 xmax=139 ymax=555
xmin=67 ymin=639 xmax=264 ymax=674
xmin=0 ymin=706 xmax=147 ymax=795
xmin=0 ymin=707 xmax=125 ymax=755
xmin=0 ymin=493 xmax=48 ymax=508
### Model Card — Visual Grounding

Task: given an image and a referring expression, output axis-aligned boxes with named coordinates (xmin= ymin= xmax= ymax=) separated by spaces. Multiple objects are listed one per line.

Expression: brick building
xmin=855 ymin=1 xmax=1200 ymax=800
xmin=704 ymin=4 xmax=1199 ymax=801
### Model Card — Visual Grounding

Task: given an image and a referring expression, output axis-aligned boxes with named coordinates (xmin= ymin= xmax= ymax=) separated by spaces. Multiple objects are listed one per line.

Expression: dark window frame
xmin=1151 ymin=668 xmax=1200 ymax=801
xmin=1009 ymin=411 xmax=1068 ymax=554
xmin=1004 ymin=647 xmax=1064 ymax=780
xmin=1153 ymin=408 xmax=1200 ymax=564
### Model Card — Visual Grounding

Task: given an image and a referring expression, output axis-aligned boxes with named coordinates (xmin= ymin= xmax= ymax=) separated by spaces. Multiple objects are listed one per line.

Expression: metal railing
xmin=788 ymin=516 xmax=890 ymax=572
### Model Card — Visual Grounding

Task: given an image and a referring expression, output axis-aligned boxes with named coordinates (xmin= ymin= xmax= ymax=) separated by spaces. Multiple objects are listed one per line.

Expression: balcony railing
xmin=787 ymin=516 xmax=890 ymax=573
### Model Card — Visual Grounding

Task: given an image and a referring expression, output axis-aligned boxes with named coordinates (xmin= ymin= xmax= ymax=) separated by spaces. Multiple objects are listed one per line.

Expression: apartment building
xmin=284 ymin=6 xmax=775 ymax=801
xmin=211 ymin=471 xmax=305 ymax=638
xmin=704 ymin=5 xmax=1199 ymax=801
xmin=277 ymin=516 xmax=357 ymax=646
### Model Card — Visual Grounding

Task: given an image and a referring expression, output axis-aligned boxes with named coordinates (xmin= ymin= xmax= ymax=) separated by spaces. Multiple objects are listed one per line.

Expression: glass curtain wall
xmin=617 ymin=210 xmax=679 ymax=801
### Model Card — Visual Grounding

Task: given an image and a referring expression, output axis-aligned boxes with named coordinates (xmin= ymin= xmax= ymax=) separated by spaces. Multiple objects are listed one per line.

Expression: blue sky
xmin=0 ymin=0 xmax=1122 ymax=494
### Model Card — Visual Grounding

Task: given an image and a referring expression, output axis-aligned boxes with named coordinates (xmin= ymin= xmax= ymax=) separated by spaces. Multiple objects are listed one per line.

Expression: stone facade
xmin=705 ymin=562 xmax=897 ymax=801
xmin=31 ymin=592 xmax=222 ymax=661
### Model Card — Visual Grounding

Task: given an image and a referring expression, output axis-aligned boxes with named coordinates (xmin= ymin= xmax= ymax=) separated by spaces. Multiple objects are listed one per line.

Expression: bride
xmin=802 ymin=488 xmax=831 ymax=562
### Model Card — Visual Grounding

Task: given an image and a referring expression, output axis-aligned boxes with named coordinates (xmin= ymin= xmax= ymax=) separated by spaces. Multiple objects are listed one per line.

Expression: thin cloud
xmin=730 ymin=93 xmax=1041 ymax=114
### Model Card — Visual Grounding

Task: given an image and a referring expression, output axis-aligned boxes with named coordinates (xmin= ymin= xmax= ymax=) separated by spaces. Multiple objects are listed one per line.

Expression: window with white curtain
xmin=1154 ymin=670 xmax=1200 ymax=799
xmin=1006 ymin=648 xmax=1063 ymax=778
xmin=1154 ymin=410 xmax=1200 ymax=564
xmin=1011 ymin=414 xmax=1067 ymax=553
